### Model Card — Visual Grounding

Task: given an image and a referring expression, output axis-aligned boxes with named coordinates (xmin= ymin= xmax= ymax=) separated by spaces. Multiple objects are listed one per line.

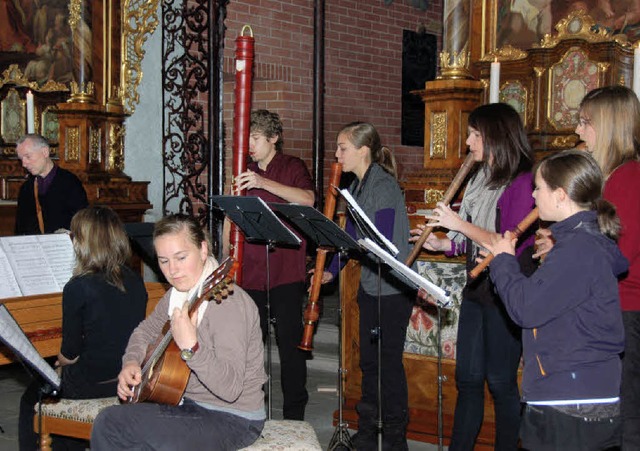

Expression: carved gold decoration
xmin=108 ymin=85 xmax=124 ymax=107
xmin=430 ymin=112 xmax=447 ymax=158
xmin=68 ymin=0 xmax=82 ymax=30
xmin=539 ymin=10 xmax=630 ymax=49
xmin=89 ymin=128 xmax=102 ymax=163
xmin=66 ymin=127 xmax=80 ymax=162
xmin=122 ymin=0 xmax=161 ymax=114
xmin=481 ymin=45 xmax=527 ymax=62
xmin=424 ymin=189 xmax=445 ymax=205
xmin=69 ymin=81 xmax=95 ymax=103
xmin=534 ymin=67 xmax=546 ymax=78
xmin=438 ymin=50 xmax=472 ymax=79
xmin=108 ymin=124 xmax=126 ymax=171
xmin=551 ymin=135 xmax=578 ymax=149
xmin=0 ymin=65 xmax=68 ymax=92
xmin=0 ymin=65 xmax=33 ymax=90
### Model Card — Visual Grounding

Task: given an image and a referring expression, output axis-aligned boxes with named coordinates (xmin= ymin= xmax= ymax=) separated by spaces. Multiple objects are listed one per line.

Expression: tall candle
xmin=633 ymin=46 xmax=640 ymax=99
xmin=26 ymin=91 xmax=34 ymax=133
xmin=489 ymin=59 xmax=500 ymax=104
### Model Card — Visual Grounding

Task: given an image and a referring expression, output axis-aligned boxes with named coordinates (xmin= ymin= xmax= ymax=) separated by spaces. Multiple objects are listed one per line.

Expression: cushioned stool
xmin=240 ymin=420 xmax=321 ymax=450
xmin=35 ymin=398 xmax=321 ymax=451
xmin=34 ymin=397 xmax=118 ymax=451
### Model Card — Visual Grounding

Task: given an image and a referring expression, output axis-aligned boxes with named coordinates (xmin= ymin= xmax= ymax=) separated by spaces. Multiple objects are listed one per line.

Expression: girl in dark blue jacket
xmin=486 ymin=150 xmax=626 ymax=451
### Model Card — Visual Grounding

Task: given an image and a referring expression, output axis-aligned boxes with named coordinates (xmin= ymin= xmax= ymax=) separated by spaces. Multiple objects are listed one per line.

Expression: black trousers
xmin=521 ymin=403 xmax=620 ymax=451
xmin=621 ymin=310 xmax=640 ymax=450
xmin=246 ymin=282 xmax=309 ymax=420
xmin=357 ymin=287 xmax=414 ymax=422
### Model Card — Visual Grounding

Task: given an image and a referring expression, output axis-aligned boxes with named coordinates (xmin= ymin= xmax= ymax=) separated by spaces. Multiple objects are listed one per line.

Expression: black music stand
xmin=211 ymin=196 xmax=301 ymax=420
xmin=270 ymin=203 xmax=359 ymax=450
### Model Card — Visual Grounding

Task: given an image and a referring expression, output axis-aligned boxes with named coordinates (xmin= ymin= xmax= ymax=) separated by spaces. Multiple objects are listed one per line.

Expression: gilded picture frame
xmin=483 ymin=0 xmax=640 ymax=53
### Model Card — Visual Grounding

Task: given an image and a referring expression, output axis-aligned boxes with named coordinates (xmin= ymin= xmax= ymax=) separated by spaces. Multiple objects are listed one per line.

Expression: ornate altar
xmin=0 ymin=1 xmax=160 ymax=236
xmin=338 ymin=9 xmax=635 ymax=447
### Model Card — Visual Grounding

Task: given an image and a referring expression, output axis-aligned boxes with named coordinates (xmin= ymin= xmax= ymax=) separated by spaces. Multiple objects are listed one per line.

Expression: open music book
xmin=0 ymin=234 xmax=75 ymax=300
xmin=358 ymin=238 xmax=452 ymax=309
xmin=0 ymin=304 xmax=60 ymax=390
xmin=339 ymin=189 xmax=399 ymax=256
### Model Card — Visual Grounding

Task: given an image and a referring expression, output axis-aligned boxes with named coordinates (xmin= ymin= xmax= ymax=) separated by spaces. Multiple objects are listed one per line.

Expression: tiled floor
xmin=0 ymin=289 xmax=443 ymax=450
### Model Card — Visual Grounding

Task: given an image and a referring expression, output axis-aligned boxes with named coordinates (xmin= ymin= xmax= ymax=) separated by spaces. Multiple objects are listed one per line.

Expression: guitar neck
xmin=141 ymin=288 xmax=200 ymax=375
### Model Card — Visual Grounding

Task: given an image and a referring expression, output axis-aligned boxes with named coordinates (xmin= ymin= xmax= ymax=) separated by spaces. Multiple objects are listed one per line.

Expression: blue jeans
xmin=449 ymin=299 xmax=522 ymax=451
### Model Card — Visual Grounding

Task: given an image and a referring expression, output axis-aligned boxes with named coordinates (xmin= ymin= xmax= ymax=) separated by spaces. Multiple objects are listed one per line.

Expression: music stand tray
xmin=211 ymin=196 xmax=301 ymax=247
xmin=269 ymin=203 xmax=359 ymax=253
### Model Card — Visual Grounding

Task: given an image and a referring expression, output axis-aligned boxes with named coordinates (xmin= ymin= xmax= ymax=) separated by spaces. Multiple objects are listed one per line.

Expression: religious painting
xmin=495 ymin=0 xmax=640 ymax=50
xmin=0 ymin=0 xmax=92 ymax=87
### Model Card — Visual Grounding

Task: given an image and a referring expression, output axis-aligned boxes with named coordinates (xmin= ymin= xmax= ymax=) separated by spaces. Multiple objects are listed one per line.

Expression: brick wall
xmin=223 ymin=0 xmax=443 ymax=197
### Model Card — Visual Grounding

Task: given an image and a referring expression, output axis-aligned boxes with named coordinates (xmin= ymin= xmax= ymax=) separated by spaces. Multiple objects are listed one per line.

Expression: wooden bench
xmin=35 ymin=397 xmax=321 ymax=450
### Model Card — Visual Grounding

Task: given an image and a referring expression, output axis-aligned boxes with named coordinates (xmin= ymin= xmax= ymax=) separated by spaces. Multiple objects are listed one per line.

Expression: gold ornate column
xmin=440 ymin=0 xmax=472 ymax=79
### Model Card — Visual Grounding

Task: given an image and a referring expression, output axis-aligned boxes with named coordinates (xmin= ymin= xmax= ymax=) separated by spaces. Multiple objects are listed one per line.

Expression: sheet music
xmin=339 ymin=189 xmax=399 ymax=256
xmin=0 ymin=234 xmax=75 ymax=298
xmin=38 ymin=234 xmax=75 ymax=287
xmin=0 ymin=247 xmax=22 ymax=299
xmin=0 ymin=305 xmax=60 ymax=388
xmin=358 ymin=238 xmax=451 ymax=308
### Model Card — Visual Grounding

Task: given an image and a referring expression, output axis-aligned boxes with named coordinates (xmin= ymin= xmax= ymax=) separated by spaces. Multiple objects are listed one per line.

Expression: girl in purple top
xmin=411 ymin=103 xmax=536 ymax=450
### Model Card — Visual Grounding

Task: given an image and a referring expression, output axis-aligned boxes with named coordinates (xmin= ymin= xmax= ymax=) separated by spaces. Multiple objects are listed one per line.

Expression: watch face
xmin=180 ymin=349 xmax=193 ymax=361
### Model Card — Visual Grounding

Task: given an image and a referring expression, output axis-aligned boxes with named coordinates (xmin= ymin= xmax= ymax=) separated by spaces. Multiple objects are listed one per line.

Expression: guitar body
xmin=128 ymin=258 xmax=238 ymax=405
xmin=133 ymin=341 xmax=191 ymax=405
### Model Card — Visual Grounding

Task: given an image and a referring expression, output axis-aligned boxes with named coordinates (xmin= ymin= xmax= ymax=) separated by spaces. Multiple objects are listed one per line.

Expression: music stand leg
xmin=437 ymin=306 xmax=444 ymax=451
xmin=265 ymin=244 xmax=273 ymax=420
xmin=375 ymin=259 xmax=383 ymax=451
xmin=328 ymin=252 xmax=353 ymax=451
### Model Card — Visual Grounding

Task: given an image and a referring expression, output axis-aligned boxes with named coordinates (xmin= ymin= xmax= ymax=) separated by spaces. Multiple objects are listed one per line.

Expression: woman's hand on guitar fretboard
xmin=118 ymin=361 xmax=142 ymax=401
xmin=170 ymin=303 xmax=198 ymax=351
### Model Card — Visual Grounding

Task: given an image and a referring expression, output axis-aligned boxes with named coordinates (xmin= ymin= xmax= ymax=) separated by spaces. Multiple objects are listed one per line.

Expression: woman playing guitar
xmin=91 ymin=214 xmax=267 ymax=451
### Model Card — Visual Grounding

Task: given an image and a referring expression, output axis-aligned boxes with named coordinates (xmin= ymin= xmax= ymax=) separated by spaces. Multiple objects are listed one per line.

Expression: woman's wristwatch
xmin=180 ymin=342 xmax=199 ymax=361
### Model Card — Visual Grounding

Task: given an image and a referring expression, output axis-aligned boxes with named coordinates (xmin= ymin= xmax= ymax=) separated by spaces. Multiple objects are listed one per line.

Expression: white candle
xmin=26 ymin=91 xmax=34 ymax=134
xmin=489 ymin=59 xmax=501 ymax=104
xmin=633 ymin=46 xmax=640 ymax=99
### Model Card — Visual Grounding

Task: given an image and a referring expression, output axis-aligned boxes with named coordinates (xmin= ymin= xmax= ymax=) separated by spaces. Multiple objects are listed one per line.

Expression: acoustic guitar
xmin=129 ymin=257 xmax=237 ymax=405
